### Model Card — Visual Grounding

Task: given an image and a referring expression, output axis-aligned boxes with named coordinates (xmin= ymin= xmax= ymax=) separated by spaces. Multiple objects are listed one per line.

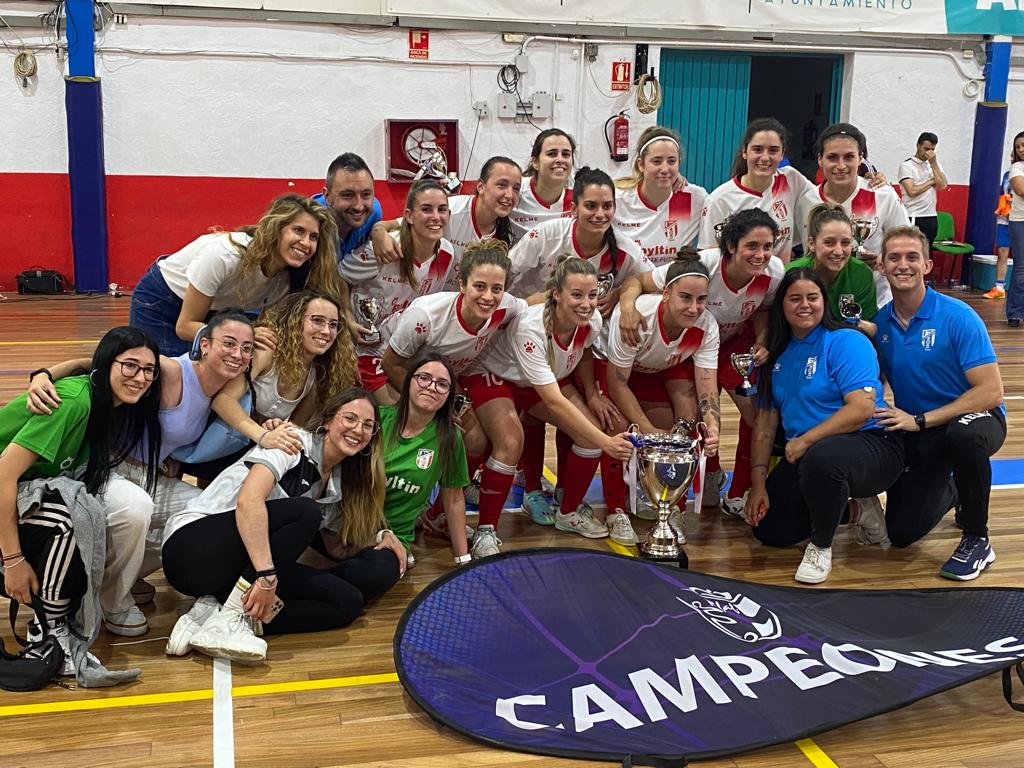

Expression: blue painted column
xmin=963 ymin=37 xmax=1011 ymax=282
xmin=64 ymin=0 xmax=108 ymax=293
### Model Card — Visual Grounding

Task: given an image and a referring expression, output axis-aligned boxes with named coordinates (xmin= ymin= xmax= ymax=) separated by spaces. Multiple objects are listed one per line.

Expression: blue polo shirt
xmin=771 ymin=324 xmax=886 ymax=441
xmin=874 ymin=287 xmax=1003 ymax=416
xmin=310 ymin=193 xmax=383 ymax=258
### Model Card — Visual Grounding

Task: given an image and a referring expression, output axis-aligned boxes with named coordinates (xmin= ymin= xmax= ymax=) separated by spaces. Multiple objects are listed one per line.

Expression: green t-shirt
xmin=786 ymin=255 xmax=878 ymax=321
xmin=0 ymin=375 xmax=91 ymax=479
xmin=379 ymin=404 xmax=469 ymax=546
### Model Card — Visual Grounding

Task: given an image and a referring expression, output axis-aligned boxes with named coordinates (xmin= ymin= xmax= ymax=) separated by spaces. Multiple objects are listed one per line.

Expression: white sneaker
xmin=632 ymin=489 xmax=657 ymax=520
xmin=166 ymin=596 xmax=220 ymax=656
xmin=852 ymin=496 xmax=890 ymax=546
xmin=607 ymin=510 xmax=639 ymax=546
xmin=722 ymin=491 xmax=748 ymax=520
xmin=555 ymin=502 xmax=609 ymax=539
xmin=701 ymin=468 xmax=727 ymax=509
xmin=471 ymin=524 xmax=502 ymax=559
xmin=104 ymin=605 xmax=149 ymax=637
xmin=667 ymin=508 xmax=687 ymax=544
xmin=189 ymin=606 xmax=267 ymax=664
xmin=795 ymin=543 xmax=833 ymax=584
xmin=39 ymin=622 xmax=100 ymax=677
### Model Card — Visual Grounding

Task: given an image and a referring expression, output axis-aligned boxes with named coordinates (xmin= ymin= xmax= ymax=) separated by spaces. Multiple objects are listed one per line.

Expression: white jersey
xmin=342 ymin=231 xmax=456 ymax=350
xmin=795 ymin=178 xmax=909 ymax=257
xmin=614 ymin=184 xmax=708 ymax=266
xmin=476 ymin=303 xmax=601 ymax=386
xmin=508 ymin=218 xmax=653 ymax=298
xmin=443 ymin=194 xmax=500 ymax=291
xmin=699 ymin=166 xmax=814 ymax=259
xmin=898 ymin=156 xmax=944 ymax=217
xmin=606 ymin=294 xmax=719 ymax=374
xmin=387 ymin=291 xmax=527 ymax=375
xmin=650 ymin=249 xmax=783 ymax=344
xmin=510 ymin=179 xmax=573 ymax=240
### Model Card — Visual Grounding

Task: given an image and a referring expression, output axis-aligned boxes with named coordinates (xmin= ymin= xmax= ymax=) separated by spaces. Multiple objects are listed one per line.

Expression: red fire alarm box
xmin=385 ymin=119 xmax=460 ymax=184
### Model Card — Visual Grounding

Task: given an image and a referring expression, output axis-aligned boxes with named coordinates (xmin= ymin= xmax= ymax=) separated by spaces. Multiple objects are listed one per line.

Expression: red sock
xmin=478 ymin=456 xmax=516 ymax=527
xmin=601 ymin=453 xmax=627 ymax=512
xmin=560 ymin=446 xmax=601 ymax=514
xmin=520 ymin=419 xmax=547 ymax=494
xmin=727 ymin=419 xmax=754 ymax=499
xmin=705 ymin=451 xmax=722 ymax=474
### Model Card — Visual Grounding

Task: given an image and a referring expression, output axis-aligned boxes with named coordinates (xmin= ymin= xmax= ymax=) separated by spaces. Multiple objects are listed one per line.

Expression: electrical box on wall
xmin=385 ymin=119 xmax=460 ymax=183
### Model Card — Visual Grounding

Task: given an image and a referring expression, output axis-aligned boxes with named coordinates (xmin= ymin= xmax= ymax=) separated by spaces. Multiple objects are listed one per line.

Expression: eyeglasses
xmin=337 ymin=411 xmax=379 ymax=436
xmin=214 ymin=337 xmax=255 ymax=357
xmin=412 ymin=372 xmax=451 ymax=393
xmin=305 ymin=314 xmax=341 ymax=333
xmin=114 ymin=360 xmax=159 ymax=381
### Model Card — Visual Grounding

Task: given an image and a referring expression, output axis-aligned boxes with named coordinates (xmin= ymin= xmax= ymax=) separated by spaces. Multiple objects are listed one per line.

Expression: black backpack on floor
xmin=0 ymin=595 xmax=65 ymax=692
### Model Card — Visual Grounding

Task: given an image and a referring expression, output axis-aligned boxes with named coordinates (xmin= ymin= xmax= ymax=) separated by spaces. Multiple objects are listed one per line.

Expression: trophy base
xmin=639 ymin=548 xmax=689 ymax=569
xmin=734 ymin=384 xmax=757 ymax=398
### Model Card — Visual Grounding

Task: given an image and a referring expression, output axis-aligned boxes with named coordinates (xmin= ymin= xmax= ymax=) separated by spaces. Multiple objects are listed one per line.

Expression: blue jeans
xmin=129 ymin=259 xmax=189 ymax=356
xmin=1007 ymin=220 xmax=1024 ymax=321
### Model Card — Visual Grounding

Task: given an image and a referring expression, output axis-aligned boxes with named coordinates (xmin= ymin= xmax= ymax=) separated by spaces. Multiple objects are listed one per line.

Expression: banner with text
xmin=395 ymin=549 xmax=1024 ymax=764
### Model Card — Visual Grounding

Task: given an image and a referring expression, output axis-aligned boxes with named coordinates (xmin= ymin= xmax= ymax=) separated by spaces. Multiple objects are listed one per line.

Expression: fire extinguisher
xmin=605 ymin=110 xmax=630 ymax=162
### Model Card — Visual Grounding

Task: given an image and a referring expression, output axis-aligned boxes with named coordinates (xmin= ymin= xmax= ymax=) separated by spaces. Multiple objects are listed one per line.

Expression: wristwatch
xmin=28 ymin=367 xmax=53 ymax=383
xmin=914 ymin=413 xmax=927 ymax=431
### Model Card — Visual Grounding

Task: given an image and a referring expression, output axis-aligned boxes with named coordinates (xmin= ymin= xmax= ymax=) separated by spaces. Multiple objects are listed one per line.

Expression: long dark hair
xmin=573 ymin=166 xmax=620 ymax=277
xmin=390 ymin=351 xmax=459 ymax=480
xmin=399 ymin=179 xmax=448 ymax=290
xmin=86 ymin=326 xmax=163 ymax=495
xmin=729 ymin=117 xmax=789 ymax=179
xmin=1011 ymin=131 xmax=1024 ymax=165
xmin=477 ymin=156 xmax=521 ymax=247
xmin=524 ymin=129 xmax=576 ymax=178
xmin=757 ymin=268 xmax=846 ymax=410
xmin=718 ymin=209 xmax=778 ymax=262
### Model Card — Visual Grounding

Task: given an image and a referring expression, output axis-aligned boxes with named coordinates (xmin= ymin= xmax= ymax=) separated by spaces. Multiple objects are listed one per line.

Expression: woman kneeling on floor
xmin=161 ymin=387 xmax=403 ymax=663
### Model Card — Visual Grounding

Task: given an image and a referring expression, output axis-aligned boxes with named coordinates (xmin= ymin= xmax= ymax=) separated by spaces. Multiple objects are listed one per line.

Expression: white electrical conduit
xmin=93 ymin=46 xmax=508 ymax=69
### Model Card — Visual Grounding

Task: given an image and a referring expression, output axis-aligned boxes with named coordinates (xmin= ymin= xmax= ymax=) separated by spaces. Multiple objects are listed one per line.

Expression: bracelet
xmin=254 ymin=568 xmax=276 ymax=578
xmin=2 ymin=556 xmax=27 ymax=569
xmin=453 ymin=553 xmax=472 ymax=565
xmin=375 ymin=529 xmax=394 ymax=544
xmin=28 ymin=368 xmax=53 ymax=384
xmin=257 ymin=429 xmax=270 ymax=448
xmin=1 ymin=550 xmax=24 ymax=562
xmin=255 ymin=576 xmax=277 ymax=590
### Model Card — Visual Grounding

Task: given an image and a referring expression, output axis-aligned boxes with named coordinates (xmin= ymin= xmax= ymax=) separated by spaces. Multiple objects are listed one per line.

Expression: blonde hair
xmin=313 ymin=388 xmax=386 ymax=548
xmin=256 ymin=290 xmax=359 ymax=426
xmin=231 ymin=195 xmax=342 ymax=306
xmin=614 ymin=126 xmax=683 ymax=191
xmin=542 ymin=255 xmax=597 ymax=370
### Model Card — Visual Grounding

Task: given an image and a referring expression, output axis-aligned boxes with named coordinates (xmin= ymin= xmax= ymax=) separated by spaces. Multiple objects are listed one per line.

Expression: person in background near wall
xmin=129 ymin=195 xmax=340 ymax=357
xmin=987 ymin=166 xmax=1013 ymax=300
xmin=1005 ymin=131 xmax=1024 ymax=327
xmin=897 ymin=132 xmax=948 ymax=252
xmin=511 ymin=128 xmax=577 ymax=240
xmin=873 ymin=226 xmax=1005 ymax=580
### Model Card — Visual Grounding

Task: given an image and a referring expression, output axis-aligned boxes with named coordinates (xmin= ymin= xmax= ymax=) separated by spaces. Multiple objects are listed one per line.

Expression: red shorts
xmin=358 ymin=355 xmax=389 ymax=392
xmin=717 ymin=323 xmax=758 ymax=392
xmin=459 ymin=372 xmax=566 ymax=413
xmin=593 ymin=358 xmax=693 ymax=404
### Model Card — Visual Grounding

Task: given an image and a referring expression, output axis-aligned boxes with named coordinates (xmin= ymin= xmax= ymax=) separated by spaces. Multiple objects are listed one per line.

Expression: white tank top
xmin=251 ymin=365 xmax=316 ymax=421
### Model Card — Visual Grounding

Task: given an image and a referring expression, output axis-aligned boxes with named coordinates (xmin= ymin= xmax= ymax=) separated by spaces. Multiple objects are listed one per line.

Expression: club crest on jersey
xmin=663 ymin=217 xmax=679 ymax=241
xmin=772 ymin=200 xmax=788 ymax=220
xmin=740 ymin=300 xmax=756 ymax=319
xmin=921 ymin=328 xmax=937 ymax=350
xmin=804 ymin=356 xmax=817 ymax=379
xmin=416 ymin=448 xmax=434 ymax=470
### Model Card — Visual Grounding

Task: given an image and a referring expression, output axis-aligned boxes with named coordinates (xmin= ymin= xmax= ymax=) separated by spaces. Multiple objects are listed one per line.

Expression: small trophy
xmin=838 ymin=295 xmax=862 ymax=326
xmin=354 ymin=293 xmax=385 ymax=344
xmin=851 ymin=217 xmax=875 ymax=259
xmin=630 ymin=424 xmax=704 ymax=569
xmin=452 ymin=392 xmax=473 ymax=418
xmin=730 ymin=351 xmax=757 ymax=397
xmin=596 ymin=272 xmax=615 ymax=298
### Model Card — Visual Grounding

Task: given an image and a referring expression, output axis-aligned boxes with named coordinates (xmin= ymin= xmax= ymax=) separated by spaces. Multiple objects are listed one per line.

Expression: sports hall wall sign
xmin=395 ymin=549 xmax=1024 ymax=765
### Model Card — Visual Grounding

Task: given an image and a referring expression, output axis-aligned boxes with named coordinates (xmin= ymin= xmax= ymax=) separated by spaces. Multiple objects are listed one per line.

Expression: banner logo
xmin=677 ymin=587 xmax=782 ymax=643
xmin=946 ymin=0 xmax=1024 ymax=35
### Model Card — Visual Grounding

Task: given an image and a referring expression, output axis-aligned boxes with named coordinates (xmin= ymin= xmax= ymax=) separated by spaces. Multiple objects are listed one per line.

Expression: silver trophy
xmin=452 ymin=392 xmax=473 ymax=418
xmin=631 ymin=424 xmax=704 ymax=569
xmin=851 ymin=218 xmax=875 ymax=259
xmin=730 ymin=351 xmax=757 ymax=397
xmin=596 ymin=272 xmax=615 ymax=298
xmin=838 ymin=295 xmax=863 ymax=325
xmin=354 ymin=293 xmax=385 ymax=344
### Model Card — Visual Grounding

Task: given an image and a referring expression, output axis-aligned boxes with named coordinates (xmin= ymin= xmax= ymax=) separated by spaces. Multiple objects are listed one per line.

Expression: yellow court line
xmin=0 ymin=672 xmax=400 ymax=719
xmin=796 ymin=738 xmax=840 ymax=767
xmin=0 ymin=340 xmax=100 ymax=346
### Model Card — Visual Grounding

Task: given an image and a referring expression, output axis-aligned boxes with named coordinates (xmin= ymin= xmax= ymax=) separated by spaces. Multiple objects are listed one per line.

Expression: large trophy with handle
xmin=630 ymin=420 xmax=705 ymax=569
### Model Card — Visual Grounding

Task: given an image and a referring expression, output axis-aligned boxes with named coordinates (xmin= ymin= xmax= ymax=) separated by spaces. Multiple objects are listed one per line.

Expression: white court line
xmin=213 ymin=658 xmax=235 ymax=768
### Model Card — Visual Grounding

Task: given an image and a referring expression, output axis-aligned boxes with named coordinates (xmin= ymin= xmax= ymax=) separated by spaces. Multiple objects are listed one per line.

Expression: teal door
xmin=658 ymin=51 xmax=752 ymax=190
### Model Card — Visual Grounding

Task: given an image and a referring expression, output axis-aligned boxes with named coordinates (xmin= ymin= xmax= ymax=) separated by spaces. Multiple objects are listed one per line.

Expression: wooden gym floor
xmin=0 ymin=292 xmax=1022 ymax=768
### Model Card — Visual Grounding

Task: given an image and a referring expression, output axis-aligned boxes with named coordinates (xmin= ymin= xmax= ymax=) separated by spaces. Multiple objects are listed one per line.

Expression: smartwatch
xmin=914 ymin=413 xmax=927 ymax=431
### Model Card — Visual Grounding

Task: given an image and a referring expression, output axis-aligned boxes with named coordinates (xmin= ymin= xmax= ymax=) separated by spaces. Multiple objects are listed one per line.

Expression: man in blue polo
xmin=872 ymin=225 xmax=1005 ymax=580
xmin=312 ymin=152 xmax=383 ymax=261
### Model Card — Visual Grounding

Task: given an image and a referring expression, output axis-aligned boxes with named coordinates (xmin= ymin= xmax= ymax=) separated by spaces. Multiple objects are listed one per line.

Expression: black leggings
xmin=885 ymin=409 xmax=1006 ymax=545
xmin=754 ymin=431 xmax=905 ymax=549
xmin=161 ymin=497 xmax=399 ymax=635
